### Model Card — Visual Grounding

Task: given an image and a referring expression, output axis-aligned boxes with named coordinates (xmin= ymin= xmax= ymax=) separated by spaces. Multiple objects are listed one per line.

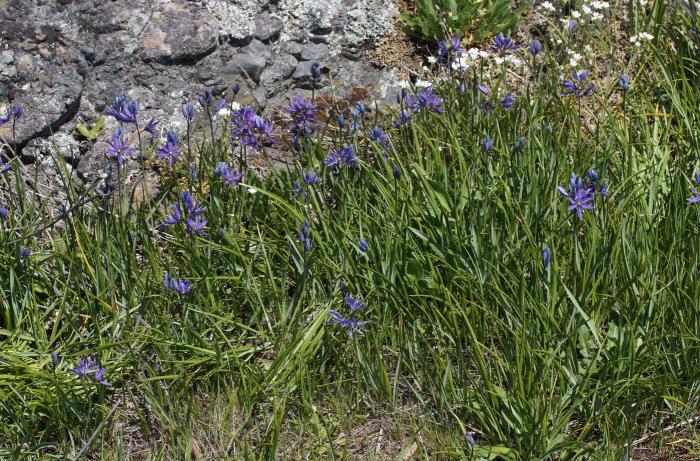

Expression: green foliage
xmin=401 ymin=0 xmax=525 ymax=43
xmin=75 ymin=116 xmax=105 ymax=141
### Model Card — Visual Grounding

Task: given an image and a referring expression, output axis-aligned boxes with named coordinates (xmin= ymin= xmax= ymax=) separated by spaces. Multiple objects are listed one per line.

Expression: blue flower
xmin=181 ymin=101 xmax=196 ymax=122
xmin=144 ymin=118 xmax=159 ymax=134
xmin=392 ymin=165 xmax=402 ymax=179
xmin=528 ymin=40 xmax=542 ymax=56
xmin=436 ymin=35 xmax=464 ymax=66
xmin=619 ymin=74 xmax=630 ymax=92
xmin=0 ymin=104 xmax=22 ymax=126
xmin=513 ymin=137 xmax=525 ymax=151
xmin=368 ymin=127 xmax=391 ymax=150
xmin=410 ymin=87 xmax=444 ymax=113
xmin=106 ymin=96 xmax=138 ymax=124
xmin=345 ymin=293 xmax=367 ymax=312
xmin=299 ymin=220 xmax=312 ymax=252
xmin=568 ymin=19 xmax=577 ymax=34
xmin=286 ymin=96 xmax=318 ymax=137
xmin=0 ymin=205 xmax=8 ymax=219
xmin=311 ymin=62 xmax=321 ymax=80
xmin=198 ymin=90 xmax=214 ymax=109
xmin=543 ymin=245 xmax=551 ymax=267
xmin=491 ymin=33 xmax=518 ymax=53
xmin=687 ymin=172 xmax=700 ymax=204
xmin=70 ymin=356 xmax=111 ymax=386
xmin=325 ymin=145 xmax=358 ymax=169
xmin=106 ymin=129 xmax=135 ymax=165
xmin=561 ymin=71 xmax=596 ymax=98
xmin=230 ymin=107 xmax=275 ymax=151
xmin=155 ymin=130 xmax=181 ymax=166
xmin=558 ymin=173 xmax=595 ymax=219
xmin=164 ymin=191 xmax=206 ymax=232
xmin=500 ymin=93 xmax=515 ymax=110
xmin=216 ymin=162 xmax=244 ymax=187
xmin=186 ymin=215 xmax=208 ymax=236
xmin=302 ymin=171 xmax=320 ymax=184
xmin=337 ymin=114 xmax=346 ymax=128
xmin=93 ymin=367 xmax=112 ymax=386
xmin=482 ymin=135 xmax=494 ymax=152
xmin=358 ymin=239 xmax=368 ymax=253
xmin=19 ymin=245 xmax=31 ymax=258
xmin=327 ymin=310 xmax=369 ymax=339
xmin=163 ymin=272 xmax=194 ymax=295
xmin=466 ymin=432 xmax=476 ymax=448
xmin=0 ymin=155 xmax=11 ymax=174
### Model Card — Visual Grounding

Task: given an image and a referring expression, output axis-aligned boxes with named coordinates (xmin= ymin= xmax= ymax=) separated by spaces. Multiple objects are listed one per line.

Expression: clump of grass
xmin=1 ymin=2 xmax=699 ymax=459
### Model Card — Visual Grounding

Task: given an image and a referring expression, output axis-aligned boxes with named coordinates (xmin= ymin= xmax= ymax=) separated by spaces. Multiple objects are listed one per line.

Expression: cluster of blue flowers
xmin=164 ymin=191 xmax=207 ymax=235
xmin=230 ymin=107 xmax=275 ymax=152
xmin=558 ymin=170 xmax=608 ymax=220
xmin=163 ymin=272 xmax=194 ymax=295
xmin=70 ymin=356 xmax=111 ymax=386
xmin=328 ymin=291 xmax=370 ymax=339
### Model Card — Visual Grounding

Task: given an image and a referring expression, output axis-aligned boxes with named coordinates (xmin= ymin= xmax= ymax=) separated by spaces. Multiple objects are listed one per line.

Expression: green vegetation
xmin=1 ymin=0 xmax=699 ymax=459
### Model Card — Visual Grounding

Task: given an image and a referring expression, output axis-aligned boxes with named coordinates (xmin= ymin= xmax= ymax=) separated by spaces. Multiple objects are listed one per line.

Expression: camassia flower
xmin=558 ymin=173 xmax=595 ymax=219
xmin=327 ymin=310 xmax=369 ymax=339
xmin=230 ymin=107 xmax=274 ymax=151
xmin=325 ymin=145 xmax=358 ymax=169
xmin=70 ymin=356 xmax=111 ymax=386
xmin=106 ymin=128 xmax=135 ymax=165
xmin=561 ymin=71 xmax=596 ymax=98
xmin=0 ymin=104 xmax=22 ymax=126
xmin=155 ymin=130 xmax=181 ymax=166
xmin=215 ymin=162 xmax=244 ymax=187
xmin=163 ymin=191 xmax=207 ymax=235
xmin=286 ymin=96 xmax=318 ymax=137
xmin=491 ymin=33 xmax=518 ymax=54
xmin=106 ymin=96 xmax=138 ymax=124
xmin=163 ymin=272 xmax=194 ymax=295
xmin=687 ymin=172 xmax=700 ymax=204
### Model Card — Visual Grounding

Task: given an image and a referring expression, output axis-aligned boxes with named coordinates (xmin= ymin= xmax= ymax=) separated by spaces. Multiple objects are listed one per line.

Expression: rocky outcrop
xmin=0 ymin=0 xmax=400 ymax=199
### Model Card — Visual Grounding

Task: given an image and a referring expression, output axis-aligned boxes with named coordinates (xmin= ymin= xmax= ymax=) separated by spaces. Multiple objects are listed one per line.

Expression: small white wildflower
xmin=478 ymin=50 xmax=490 ymax=59
xmin=415 ymin=79 xmax=432 ymax=88
xmin=230 ymin=101 xmax=241 ymax=111
xmin=556 ymin=39 xmax=563 ymax=45
xmin=451 ymin=56 xmax=470 ymax=72
xmin=422 ymin=66 xmax=430 ymax=72
xmin=494 ymin=56 xmax=505 ymax=65
xmin=591 ymin=0 xmax=610 ymax=9
xmin=572 ymin=10 xmax=581 ymax=18
xmin=217 ymin=108 xmax=231 ymax=118
xmin=427 ymin=56 xmax=437 ymax=64
xmin=591 ymin=12 xmax=604 ymax=21
xmin=505 ymin=55 xmax=522 ymax=67
xmin=247 ymin=188 xmax=257 ymax=194
xmin=582 ymin=5 xmax=593 ymax=15
xmin=640 ymin=32 xmax=654 ymax=41
xmin=541 ymin=1 xmax=556 ymax=12
xmin=467 ymin=48 xmax=480 ymax=60
xmin=397 ymin=80 xmax=410 ymax=89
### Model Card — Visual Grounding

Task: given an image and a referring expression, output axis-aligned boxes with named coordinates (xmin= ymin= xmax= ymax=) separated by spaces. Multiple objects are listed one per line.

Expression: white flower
xmin=540 ymin=1 xmax=556 ymax=12
xmin=591 ymin=0 xmax=610 ymax=9
xmin=230 ymin=101 xmax=241 ymax=111
xmin=427 ymin=56 xmax=437 ymax=64
xmin=397 ymin=80 xmax=410 ymax=89
xmin=505 ymin=55 xmax=521 ymax=67
xmin=591 ymin=12 xmax=604 ymax=21
xmin=217 ymin=108 xmax=231 ymax=118
xmin=582 ymin=5 xmax=593 ymax=15
xmin=451 ymin=55 xmax=471 ymax=72
xmin=478 ymin=50 xmax=490 ymax=59
xmin=640 ymin=32 xmax=654 ymax=40
xmin=247 ymin=188 xmax=257 ymax=194
xmin=572 ymin=10 xmax=581 ymax=18
xmin=415 ymin=79 xmax=432 ymax=88
xmin=494 ymin=56 xmax=505 ymax=65
xmin=467 ymin=48 xmax=480 ymax=60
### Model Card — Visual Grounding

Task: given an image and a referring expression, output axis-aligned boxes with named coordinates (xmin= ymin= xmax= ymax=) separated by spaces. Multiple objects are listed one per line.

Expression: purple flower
xmin=311 ymin=62 xmax=321 ymax=80
xmin=163 ymin=203 xmax=182 ymax=226
xmin=230 ymin=107 xmax=274 ymax=151
xmin=0 ymin=104 xmax=22 ymax=126
xmin=561 ymin=71 xmax=596 ymax=98
xmin=71 ymin=356 xmax=111 ymax=386
xmin=286 ymin=96 xmax=318 ymax=137
xmin=500 ymin=93 xmax=516 ymax=110
xmin=106 ymin=129 xmax=135 ymax=165
xmin=477 ymin=84 xmax=491 ymax=96
xmin=568 ymin=20 xmax=577 ymax=34
xmin=198 ymin=90 xmax=214 ymax=110
xmin=93 ymin=368 xmax=112 ymax=386
xmin=327 ymin=310 xmax=369 ymax=339
xmin=214 ymin=98 xmax=226 ymax=114
xmin=411 ymin=87 xmax=444 ymax=113
xmin=393 ymin=108 xmax=412 ymax=127
xmin=19 ymin=245 xmax=31 ymax=258
xmin=619 ymin=74 xmax=630 ymax=92
xmin=155 ymin=130 xmax=181 ymax=166
xmin=513 ymin=137 xmax=525 ymax=151
xmin=163 ymin=272 xmax=194 ymax=295
xmin=0 ymin=155 xmax=11 ymax=174
xmin=358 ymin=239 xmax=368 ymax=253
xmin=543 ymin=245 xmax=551 ymax=267
xmin=368 ymin=127 xmax=391 ymax=150
xmin=466 ymin=432 xmax=476 ymax=448
xmin=186 ymin=215 xmax=208 ymax=235
xmin=70 ymin=356 xmax=99 ymax=378
xmin=392 ymin=165 xmax=402 ymax=179
xmin=144 ymin=118 xmax=159 ymax=134
xmin=106 ymin=96 xmax=138 ymax=124
xmin=325 ymin=145 xmax=358 ymax=169
xmin=0 ymin=205 xmax=8 ymax=219
xmin=491 ymin=33 xmax=518 ymax=54
xmin=181 ymin=101 xmax=196 ymax=122
xmin=436 ymin=35 xmax=464 ymax=66
xmin=482 ymin=135 xmax=494 ymax=152
xmin=299 ymin=220 xmax=312 ymax=252
xmin=337 ymin=114 xmax=346 ymax=128
xmin=231 ymin=82 xmax=241 ymax=96
xmin=558 ymin=173 xmax=595 ymax=219
xmin=216 ymin=162 xmax=244 ymax=187
xmin=302 ymin=171 xmax=320 ymax=184
xmin=688 ymin=172 xmax=700 ymax=203
xmin=344 ymin=293 xmax=367 ymax=312
xmin=528 ymin=40 xmax=543 ymax=56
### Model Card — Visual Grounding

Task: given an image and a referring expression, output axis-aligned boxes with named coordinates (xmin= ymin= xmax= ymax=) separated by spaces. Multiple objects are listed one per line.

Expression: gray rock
xmin=255 ymin=13 xmax=283 ymax=44
xmin=226 ymin=53 xmax=267 ymax=83
xmin=292 ymin=61 xmax=326 ymax=84
xmin=139 ymin=2 xmax=219 ymax=63
xmin=245 ymin=40 xmax=272 ymax=60
xmin=22 ymin=132 xmax=82 ymax=162
xmin=203 ymin=0 xmax=257 ymax=44
xmin=261 ymin=54 xmax=298 ymax=85
xmin=280 ymin=41 xmax=304 ymax=58
xmin=300 ymin=42 xmax=329 ymax=61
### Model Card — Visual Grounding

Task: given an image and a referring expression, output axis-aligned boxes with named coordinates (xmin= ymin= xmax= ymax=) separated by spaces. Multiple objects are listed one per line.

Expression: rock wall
xmin=0 ymin=0 xmax=399 ymax=196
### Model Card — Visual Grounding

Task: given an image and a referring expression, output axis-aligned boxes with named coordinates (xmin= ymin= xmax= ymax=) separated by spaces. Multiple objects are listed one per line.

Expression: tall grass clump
xmin=1 ymin=1 xmax=699 ymax=459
